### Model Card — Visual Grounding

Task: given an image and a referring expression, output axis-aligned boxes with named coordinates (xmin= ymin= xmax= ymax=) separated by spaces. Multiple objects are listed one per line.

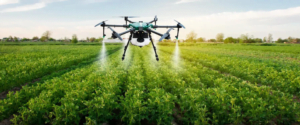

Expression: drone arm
xmin=126 ymin=19 xmax=135 ymax=23
xmin=153 ymin=25 xmax=178 ymax=29
xmin=107 ymin=27 xmax=123 ymax=41
xmin=148 ymin=28 xmax=173 ymax=41
xmin=148 ymin=20 xmax=155 ymax=24
xmin=103 ymin=24 xmax=128 ymax=28
xmin=119 ymin=28 xmax=135 ymax=36
xmin=147 ymin=28 xmax=163 ymax=36
xmin=108 ymin=27 xmax=135 ymax=41
xmin=148 ymin=15 xmax=158 ymax=25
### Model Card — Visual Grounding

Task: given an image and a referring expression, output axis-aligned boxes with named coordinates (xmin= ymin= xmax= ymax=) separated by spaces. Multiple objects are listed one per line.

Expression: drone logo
xmin=95 ymin=16 xmax=185 ymax=61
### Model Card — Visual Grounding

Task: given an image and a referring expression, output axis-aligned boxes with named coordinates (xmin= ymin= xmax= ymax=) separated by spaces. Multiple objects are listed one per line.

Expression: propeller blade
xmin=159 ymin=28 xmax=173 ymax=41
xmin=174 ymin=20 xmax=185 ymax=29
xmin=118 ymin=16 xmax=139 ymax=18
xmin=107 ymin=27 xmax=123 ymax=41
xmin=159 ymin=34 xmax=168 ymax=42
xmin=155 ymin=15 xmax=157 ymax=26
xmin=95 ymin=20 xmax=108 ymax=27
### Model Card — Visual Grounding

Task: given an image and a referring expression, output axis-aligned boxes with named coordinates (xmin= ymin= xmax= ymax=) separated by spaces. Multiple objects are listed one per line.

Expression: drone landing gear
xmin=122 ymin=33 xmax=133 ymax=61
xmin=149 ymin=33 xmax=159 ymax=61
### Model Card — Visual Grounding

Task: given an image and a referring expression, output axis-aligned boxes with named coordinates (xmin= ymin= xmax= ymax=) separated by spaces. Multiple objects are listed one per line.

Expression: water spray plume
xmin=173 ymin=40 xmax=180 ymax=68
xmin=99 ymin=41 xmax=106 ymax=66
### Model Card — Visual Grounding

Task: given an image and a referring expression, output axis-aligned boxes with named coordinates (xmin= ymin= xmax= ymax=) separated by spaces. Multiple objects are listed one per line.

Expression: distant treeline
xmin=1 ymin=31 xmax=103 ymax=43
xmin=2 ymin=31 xmax=300 ymax=44
xmin=162 ymin=31 xmax=300 ymax=44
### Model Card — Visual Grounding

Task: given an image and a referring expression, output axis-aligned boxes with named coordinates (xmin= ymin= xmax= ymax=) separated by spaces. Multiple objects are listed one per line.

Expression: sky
xmin=1 ymin=0 xmax=300 ymax=40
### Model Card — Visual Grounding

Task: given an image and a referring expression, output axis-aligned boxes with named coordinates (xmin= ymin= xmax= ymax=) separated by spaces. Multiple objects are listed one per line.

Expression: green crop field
xmin=0 ymin=43 xmax=300 ymax=125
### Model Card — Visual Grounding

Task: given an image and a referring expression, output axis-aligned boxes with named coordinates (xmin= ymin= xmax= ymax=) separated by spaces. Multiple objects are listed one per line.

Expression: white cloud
xmin=175 ymin=0 xmax=201 ymax=4
xmin=173 ymin=6 xmax=300 ymax=39
xmin=197 ymin=6 xmax=300 ymax=22
xmin=0 ymin=0 xmax=19 ymax=6
xmin=40 ymin=0 xmax=67 ymax=4
xmin=1 ymin=6 xmax=300 ymax=40
xmin=0 ymin=0 xmax=67 ymax=13
xmin=0 ymin=2 xmax=46 ymax=13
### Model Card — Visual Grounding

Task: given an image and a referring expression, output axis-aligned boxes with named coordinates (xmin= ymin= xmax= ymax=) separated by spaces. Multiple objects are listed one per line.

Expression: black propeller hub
xmin=111 ymin=33 xmax=117 ymax=39
xmin=165 ymin=35 xmax=171 ymax=40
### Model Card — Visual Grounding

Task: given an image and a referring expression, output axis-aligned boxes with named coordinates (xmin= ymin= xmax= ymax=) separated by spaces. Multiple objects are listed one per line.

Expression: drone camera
xmin=133 ymin=31 xmax=149 ymax=42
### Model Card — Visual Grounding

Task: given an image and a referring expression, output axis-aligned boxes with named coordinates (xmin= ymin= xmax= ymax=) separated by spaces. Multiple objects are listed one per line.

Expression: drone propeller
xmin=174 ymin=20 xmax=185 ymax=39
xmin=174 ymin=20 xmax=185 ymax=29
xmin=159 ymin=28 xmax=174 ymax=42
xmin=154 ymin=15 xmax=158 ymax=30
xmin=118 ymin=16 xmax=139 ymax=18
xmin=107 ymin=27 xmax=123 ymax=41
xmin=94 ymin=20 xmax=108 ymax=27
xmin=118 ymin=16 xmax=138 ymax=29
xmin=154 ymin=15 xmax=158 ymax=25
xmin=95 ymin=20 xmax=108 ymax=38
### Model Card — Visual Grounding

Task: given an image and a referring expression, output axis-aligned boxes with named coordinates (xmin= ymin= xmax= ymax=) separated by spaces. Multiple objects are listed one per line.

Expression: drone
xmin=95 ymin=16 xmax=185 ymax=61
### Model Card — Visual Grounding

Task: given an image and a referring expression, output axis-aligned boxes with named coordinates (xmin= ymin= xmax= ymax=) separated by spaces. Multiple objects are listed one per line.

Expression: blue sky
xmin=1 ymin=0 xmax=300 ymax=40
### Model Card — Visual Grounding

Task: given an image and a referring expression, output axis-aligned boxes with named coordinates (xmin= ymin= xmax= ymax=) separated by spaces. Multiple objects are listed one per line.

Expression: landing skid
xmin=149 ymin=32 xmax=159 ymax=61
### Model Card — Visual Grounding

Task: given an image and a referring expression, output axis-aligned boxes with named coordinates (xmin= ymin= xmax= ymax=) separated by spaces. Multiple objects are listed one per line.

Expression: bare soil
xmin=0 ymin=78 xmax=40 ymax=100
xmin=0 ymin=115 xmax=13 ymax=125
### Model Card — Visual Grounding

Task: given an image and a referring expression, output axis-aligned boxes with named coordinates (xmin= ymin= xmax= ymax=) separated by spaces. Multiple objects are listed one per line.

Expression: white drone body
xmin=130 ymin=31 xmax=151 ymax=47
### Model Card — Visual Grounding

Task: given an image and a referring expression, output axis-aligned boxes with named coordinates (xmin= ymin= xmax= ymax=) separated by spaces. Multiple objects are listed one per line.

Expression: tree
xmin=90 ymin=37 xmax=96 ymax=42
xmin=208 ymin=39 xmax=217 ymax=42
xmin=216 ymin=33 xmax=224 ymax=42
xmin=276 ymin=38 xmax=287 ymax=43
xmin=49 ymin=38 xmax=56 ymax=41
xmin=186 ymin=31 xmax=197 ymax=42
xmin=196 ymin=37 xmax=205 ymax=42
xmin=64 ymin=37 xmax=70 ymax=42
xmin=267 ymin=34 xmax=273 ymax=43
xmin=22 ymin=38 xmax=30 ymax=42
xmin=224 ymin=37 xmax=236 ymax=43
xmin=42 ymin=30 xmax=52 ymax=41
xmin=8 ymin=36 xmax=13 ymax=42
xmin=239 ymin=34 xmax=258 ymax=43
xmin=253 ymin=38 xmax=263 ymax=43
xmin=97 ymin=37 xmax=104 ymax=42
xmin=71 ymin=34 xmax=78 ymax=44
xmin=263 ymin=37 xmax=267 ymax=43
xmin=239 ymin=34 xmax=249 ymax=43
xmin=296 ymin=38 xmax=300 ymax=43
xmin=86 ymin=37 xmax=90 ymax=42
xmin=40 ymin=36 xmax=47 ymax=42
xmin=32 ymin=36 xmax=39 ymax=41
xmin=13 ymin=36 xmax=18 ymax=42
xmin=288 ymin=37 xmax=293 ymax=43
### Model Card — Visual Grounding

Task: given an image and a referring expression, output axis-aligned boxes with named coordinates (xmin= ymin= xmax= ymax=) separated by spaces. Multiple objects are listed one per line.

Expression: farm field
xmin=0 ymin=43 xmax=300 ymax=125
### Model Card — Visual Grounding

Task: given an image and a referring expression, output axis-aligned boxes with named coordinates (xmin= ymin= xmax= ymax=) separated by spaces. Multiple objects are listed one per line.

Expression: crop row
xmin=0 ymin=45 xmax=121 ymax=92
xmin=0 ymin=46 xmax=122 ymax=122
xmin=160 ymin=46 xmax=300 ymax=96
xmin=1 ymin=45 xmax=299 ymax=124
xmin=179 ymin=46 xmax=300 ymax=64
xmin=155 ymin=48 xmax=299 ymax=124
